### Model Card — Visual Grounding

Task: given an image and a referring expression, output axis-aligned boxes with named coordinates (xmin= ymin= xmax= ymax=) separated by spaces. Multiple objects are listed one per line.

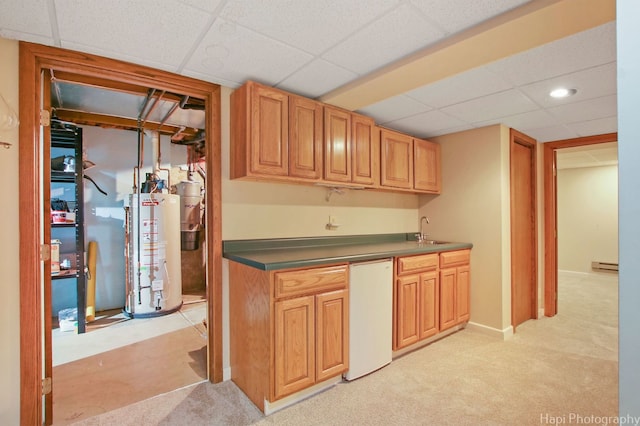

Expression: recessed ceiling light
xmin=549 ymin=88 xmax=577 ymax=98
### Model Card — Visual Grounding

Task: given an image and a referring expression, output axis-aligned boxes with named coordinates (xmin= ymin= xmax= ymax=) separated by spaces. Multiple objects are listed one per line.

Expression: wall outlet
xmin=326 ymin=215 xmax=340 ymax=230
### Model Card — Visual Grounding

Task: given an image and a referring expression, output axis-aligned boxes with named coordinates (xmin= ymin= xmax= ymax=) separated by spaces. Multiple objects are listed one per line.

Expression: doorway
xmin=542 ymin=133 xmax=618 ymax=316
xmin=18 ymin=42 xmax=222 ymax=425
xmin=510 ymin=129 xmax=538 ymax=330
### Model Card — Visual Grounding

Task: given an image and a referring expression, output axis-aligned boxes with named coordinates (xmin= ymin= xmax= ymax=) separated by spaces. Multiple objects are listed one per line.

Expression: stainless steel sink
xmin=420 ymin=240 xmax=450 ymax=245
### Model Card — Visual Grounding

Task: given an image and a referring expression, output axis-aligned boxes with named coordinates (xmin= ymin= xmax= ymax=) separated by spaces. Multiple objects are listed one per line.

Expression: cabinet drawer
xmin=440 ymin=250 xmax=470 ymax=268
xmin=275 ymin=265 xmax=348 ymax=299
xmin=397 ymin=253 xmax=438 ymax=275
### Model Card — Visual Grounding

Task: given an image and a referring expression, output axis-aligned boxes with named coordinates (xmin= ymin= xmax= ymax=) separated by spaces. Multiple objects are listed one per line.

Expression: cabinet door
xmin=456 ymin=265 xmax=470 ymax=324
xmin=316 ymin=289 xmax=349 ymax=382
xmin=414 ymin=139 xmax=441 ymax=193
xmin=250 ymin=84 xmax=289 ymax=176
xmin=274 ymin=296 xmax=315 ymax=399
xmin=324 ymin=107 xmax=352 ymax=182
xmin=395 ymin=274 xmax=420 ymax=348
xmin=289 ymin=96 xmax=323 ymax=180
xmin=381 ymin=129 xmax=413 ymax=189
xmin=418 ymin=270 xmax=439 ymax=340
xmin=351 ymin=114 xmax=377 ymax=186
xmin=439 ymin=267 xmax=457 ymax=331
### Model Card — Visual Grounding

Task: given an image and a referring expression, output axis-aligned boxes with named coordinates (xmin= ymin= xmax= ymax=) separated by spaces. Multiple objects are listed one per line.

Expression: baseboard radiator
xmin=591 ymin=261 xmax=619 ymax=273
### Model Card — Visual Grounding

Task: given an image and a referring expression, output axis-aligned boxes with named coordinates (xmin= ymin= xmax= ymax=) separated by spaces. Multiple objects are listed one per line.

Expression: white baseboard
xmin=558 ymin=269 xmax=618 ymax=281
xmin=466 ymin=321 xmax=513 ymax=340
xmin=263 ymin=376 xmax=341 ymax=415
xmin=223 ymin=366 xmax=231 ymax=381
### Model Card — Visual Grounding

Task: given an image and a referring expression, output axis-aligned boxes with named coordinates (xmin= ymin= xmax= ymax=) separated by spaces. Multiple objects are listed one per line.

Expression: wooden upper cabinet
xmin=351 ymin=114 xmax=377 ymax=186
xmin=324 ymin=106 xmax=352 ymax=183
xmin=231 ymin=80 xmax=439 ymax=194
xmin=414 ymin=139 xmax=441 ymax=193
xmin=380 ymin=129 xmax=413 ymax=189
xmin=289 ymin=96 xmax=323 ymax=180
xmin=231 ymin=81 xmax=289 ymax=178
xmin=250 ymin=84 xmax=288 ymax=176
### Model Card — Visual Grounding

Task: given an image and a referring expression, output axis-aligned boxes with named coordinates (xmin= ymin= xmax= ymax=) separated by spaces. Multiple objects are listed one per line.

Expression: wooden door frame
xmin=510 ymin=129 xmax=538 ymax=330
xmin=19 ymin=42 xmax=223 ymax=425
xmin=542 ymin=132 xmax=617 ymax=317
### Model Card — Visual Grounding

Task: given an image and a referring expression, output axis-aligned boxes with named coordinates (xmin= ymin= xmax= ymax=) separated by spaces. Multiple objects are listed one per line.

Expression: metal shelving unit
xmin=51 ymin=124 xmax=86 ymax=333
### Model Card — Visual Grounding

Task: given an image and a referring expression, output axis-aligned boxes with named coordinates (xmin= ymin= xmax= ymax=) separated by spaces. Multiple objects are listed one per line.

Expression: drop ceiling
xmin=0 ymin=0 xmax=617 ymax=144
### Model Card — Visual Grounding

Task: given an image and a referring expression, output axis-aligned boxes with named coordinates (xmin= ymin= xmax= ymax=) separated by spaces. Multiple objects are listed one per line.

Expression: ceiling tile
xmin=182 ymin=18 xmax=314 ymax=88
xmin=357 ymin=95 xmax=431 ymax=124
xmin=0 ymin=0 xmax=53 ymax=38
xmin=0 ymin=28 xmax=54 ymax=46
xmin=566 ymin=116 xmax=618 ymax=138
xmin=321 ymin=4 xmax=444 ymax=75
xmin=405 ymin=67 xmax=514 ymax=108
xmin=528 ymin=125 xmax=578 ymax=143
xmin=384 ymin=109 xmax=468 ymax=137
xmin=548 ymin=95 xmax=617 ymax=123
xmin=55 ymin=0 xmax=211 ymax=69
xmin=475 ymin=109 xmax=559 ymax=133
xmin=487 ymin=22 xmax=617 ymax=86
xmin=276 ymin=59 xmax=358 ymax=99
xmin=177 ymin=0 xmax=223 ymax=13
xmin=218 ymin=0 xmax=401 ymax=55
xmin=519 ymin=62 xmax=617 ymax=108
xmin=441 ymin=89 xmax=538 ymax=123
xmin=408 ymin=0 xmax=531 ymax=34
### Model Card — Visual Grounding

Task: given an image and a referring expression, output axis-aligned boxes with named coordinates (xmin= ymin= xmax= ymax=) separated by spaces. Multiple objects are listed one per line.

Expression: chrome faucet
xmin=420 ymin=216 xmax=430 ymax=242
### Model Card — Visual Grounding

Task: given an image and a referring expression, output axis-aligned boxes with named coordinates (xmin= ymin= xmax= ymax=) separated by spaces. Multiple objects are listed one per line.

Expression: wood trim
xmin=19 ymin=41 xmax=223 ymax=424
xmin=19 ymin=40 xmax=43 ymax=426
xmin=509 ymin=129 xmax=538 ymax=331
xmin=542 ymin=132 xmax=617 ymax=317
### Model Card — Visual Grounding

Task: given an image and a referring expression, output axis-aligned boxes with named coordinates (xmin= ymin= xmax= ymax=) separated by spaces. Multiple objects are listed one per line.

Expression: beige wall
xmin=420 ymin=125 xmax=512 ymax=333
xmin=0 ymin=37 xmax=20 ymax=425
xmin=557 ymin=165 xmax=618 ymax=274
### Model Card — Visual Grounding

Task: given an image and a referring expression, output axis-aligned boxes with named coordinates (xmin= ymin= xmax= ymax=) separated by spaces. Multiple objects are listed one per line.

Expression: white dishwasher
xmin=344 ymin=258 xmax=393 ymax=381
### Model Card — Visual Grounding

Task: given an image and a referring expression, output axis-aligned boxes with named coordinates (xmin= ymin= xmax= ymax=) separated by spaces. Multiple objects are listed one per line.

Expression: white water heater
xmin=125 ymin=193 xmax=182 ymax=317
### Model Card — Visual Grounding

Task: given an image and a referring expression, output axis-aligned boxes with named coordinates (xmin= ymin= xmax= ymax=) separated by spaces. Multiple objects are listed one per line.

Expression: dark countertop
xmin=223 ymin=233 xmax=473 ymax=270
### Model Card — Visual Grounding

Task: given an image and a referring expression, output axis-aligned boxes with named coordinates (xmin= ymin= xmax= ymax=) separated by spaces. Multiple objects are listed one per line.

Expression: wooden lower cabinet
xmin=394 ymin=250 xmax=470 ymax=350
xmin=230 ymin=261 xmax=348 ymax=412
xmin=394 ymin=253 xmax=440 ymax=350
xmin=439 ymin=250 xmax=471 ymax=332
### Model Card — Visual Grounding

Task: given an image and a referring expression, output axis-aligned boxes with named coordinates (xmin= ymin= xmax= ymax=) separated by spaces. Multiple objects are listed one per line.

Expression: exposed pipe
xmin=154 ymin=130 xmax=171 ymax=190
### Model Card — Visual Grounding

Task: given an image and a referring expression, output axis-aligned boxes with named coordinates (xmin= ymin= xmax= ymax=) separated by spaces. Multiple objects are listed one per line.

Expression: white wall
xmin=618 ymin=0 xmax=640 ymax=415
xmin=0 ymin=37 xmax=20 ymax=425
xmin=557 ymin=165 xmax=618 ymax=274
xmin=421 ymin=125 xmax=512 ymax=334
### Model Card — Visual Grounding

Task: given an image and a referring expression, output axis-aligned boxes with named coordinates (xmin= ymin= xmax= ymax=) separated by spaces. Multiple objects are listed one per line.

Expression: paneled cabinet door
xmin=414 ymin=139 xmax=441 ymax=193
xmin=456 ymin=265 xmax=470 ymax=323
xmin=250 ymin=84 xmax=289 ymax=176
xmin=351 ymin=114 xmax=377 ymax=186
xmin=418 ymin=270 xmax=439 ymax=340
xmin=289 ymin=96 xmax=323 ymax=180
xmin=381 ymin=129 xmax=413 ymax=189
xmin=315 ymin=289 xmax=349 ymax=382
xmin=439 ymin=268 xmax=457 ymax=331
xmin=396 ymin=275 xmax=420 ymax=348
xmin=274 ymin=295 xmax=315 ymax=400
xmin=324 ymin=107 xmax=352 ymax=183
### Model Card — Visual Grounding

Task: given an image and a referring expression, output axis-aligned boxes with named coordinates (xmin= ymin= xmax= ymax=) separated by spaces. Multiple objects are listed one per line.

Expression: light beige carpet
xmin=70 ymin=273 xmax=618 ymax=426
